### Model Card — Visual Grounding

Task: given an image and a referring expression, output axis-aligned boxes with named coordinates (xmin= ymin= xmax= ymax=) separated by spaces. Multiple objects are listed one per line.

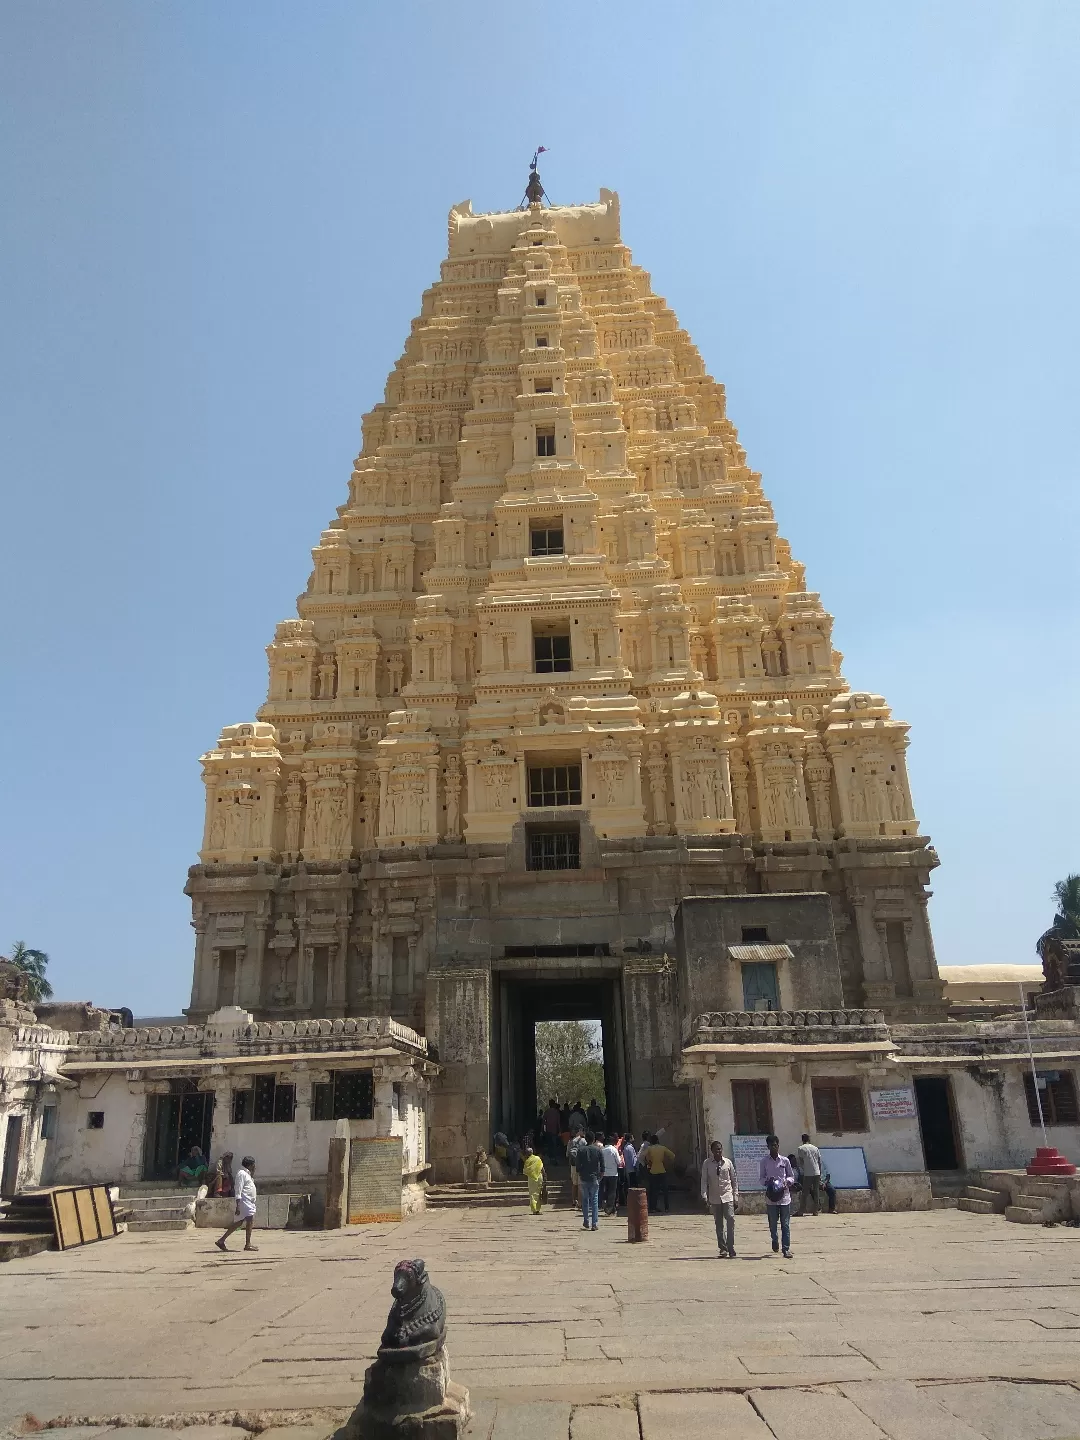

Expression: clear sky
xmin=2 ymin=2 xmax=1077 ymax=1015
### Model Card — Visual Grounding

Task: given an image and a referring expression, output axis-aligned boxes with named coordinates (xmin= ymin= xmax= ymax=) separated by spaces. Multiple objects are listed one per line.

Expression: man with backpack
xmin=758 ymin=1134 xmax=795 ymax=1258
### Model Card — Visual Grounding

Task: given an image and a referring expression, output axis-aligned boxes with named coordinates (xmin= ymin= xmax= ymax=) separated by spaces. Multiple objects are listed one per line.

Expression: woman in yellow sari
xmin=522 ymin=1143 xmax=546 ymax=1215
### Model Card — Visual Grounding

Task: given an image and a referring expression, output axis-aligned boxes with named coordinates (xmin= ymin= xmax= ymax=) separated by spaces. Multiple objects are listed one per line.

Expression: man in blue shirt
xmin=758 ymin=1135 xmax=795 ymax=1258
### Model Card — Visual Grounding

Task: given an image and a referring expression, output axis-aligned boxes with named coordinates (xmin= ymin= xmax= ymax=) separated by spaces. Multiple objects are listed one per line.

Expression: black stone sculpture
xmin=378 ymin=1259 xmax=447 ymax=1364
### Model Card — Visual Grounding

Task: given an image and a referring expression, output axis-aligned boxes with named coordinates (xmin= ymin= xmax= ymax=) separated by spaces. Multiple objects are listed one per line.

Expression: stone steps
xmin=425 ymin=1182 xmax=576 ymax=1211
xmin=929 ymin=1196 xmax=959 ymax=1209
xmin=1005 ymin=1204 xmax=1045 ymax=1224
xmin=957 ymin=1198 xmax=994 ymax=1214
xmin=957 ymin=1184 xmax=1009 ymax=1216
xmin=118 ymin=1190 xmax=196 ymax=1232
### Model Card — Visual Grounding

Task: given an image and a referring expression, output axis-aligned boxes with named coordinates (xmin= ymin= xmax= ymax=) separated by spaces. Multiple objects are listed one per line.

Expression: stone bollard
xmin=627 ymin=1186 xmax=649 ymax=1242
xmin=339 ymin=1258 xmax=470 ymax=1438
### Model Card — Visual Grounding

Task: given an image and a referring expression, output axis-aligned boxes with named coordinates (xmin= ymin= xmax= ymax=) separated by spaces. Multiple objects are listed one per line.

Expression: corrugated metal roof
xmin=727 ymin=944 xmax=793 ymax=962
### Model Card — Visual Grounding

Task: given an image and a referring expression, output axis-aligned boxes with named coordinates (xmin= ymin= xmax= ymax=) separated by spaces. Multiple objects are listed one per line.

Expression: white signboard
xmin=819 ymin=1145 xmax=869 ymax=1189
xmin=729 ymin=1134 xmax=770 ymax=1192
xmin=869 ymin=1087 xmax=917 ymax=1120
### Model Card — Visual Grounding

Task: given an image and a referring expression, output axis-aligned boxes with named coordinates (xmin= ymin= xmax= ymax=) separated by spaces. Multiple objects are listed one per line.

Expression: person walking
xmin=522 ymin=1142 xmax=546 ymax=1214
xmin=569 ymin=1100 xmax=586 ymax=1133
xmin=215 ymin=1154 xmax=258 ymax=1252
xmin=566 ymin=1126 xmax=586 ymax=1212
xmin=586 ymin=1097 xmax=606 ymax=1133
xmin=759 ymin=1136 xmax=795 ymax=1258
xmin=575 ymin=1129 xmax=603 ymax=1231
xmin=700 ymin=1140 xmax=739 ymax=1257
xmin=645 ymin=1134 xmax=675 ymax=1214
xmin=601 ymin=1134 xmax=620 ymax=1215
xmin=796 ymin=1133 xmax=822 ymax=1216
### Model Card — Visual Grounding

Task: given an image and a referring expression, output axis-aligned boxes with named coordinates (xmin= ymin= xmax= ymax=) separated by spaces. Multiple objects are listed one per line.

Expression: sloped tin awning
xmin=727 ymin=944 xmax=794 ymax=962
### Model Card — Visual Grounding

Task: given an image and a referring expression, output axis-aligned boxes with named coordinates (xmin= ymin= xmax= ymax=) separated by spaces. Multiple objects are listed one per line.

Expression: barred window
xmin=312 ymin=1070 xmax=374 ymax=1122
xmin=527 ymin=765 xmax=581 ymax=807
xmin=530 ymin=524 xmax=564 ymax=556
xmin=1024 ymin=1071 xmax=1079 ymax=1126
xmin=232 ymin=1075 xmax=296 ymax=1125
xmin=533 ymin=634 xmax=572 ymax=672
xmin=812 ymin=1079 xmax=868 ymax=1134
xmin=527 ymin=830 xmax=580 ymax=871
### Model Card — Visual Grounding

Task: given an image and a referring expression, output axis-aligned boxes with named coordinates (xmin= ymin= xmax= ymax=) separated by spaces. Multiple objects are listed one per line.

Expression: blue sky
xmin=2 ymin=2 xmax=1077 ymax=1014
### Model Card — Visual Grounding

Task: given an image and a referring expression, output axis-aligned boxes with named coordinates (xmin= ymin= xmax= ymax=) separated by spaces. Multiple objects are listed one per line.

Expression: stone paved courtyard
xmin=2 ymin=1207 xmax=1080 ymax=1438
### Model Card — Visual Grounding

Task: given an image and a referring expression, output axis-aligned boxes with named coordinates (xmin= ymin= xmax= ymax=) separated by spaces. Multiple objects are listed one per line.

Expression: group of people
xmin=174 ymin=1145 xmax=259 ymax=1252
xmin=535 ymin=1097 xmax=609 ymax=1160
xmin=701 ymin=1132 xmax=836 ymax=1261
xmin=520 ymin=1124 xmax=677 ymax=1226
xmin=176 ymin=1144 xmax=238 ymax=1199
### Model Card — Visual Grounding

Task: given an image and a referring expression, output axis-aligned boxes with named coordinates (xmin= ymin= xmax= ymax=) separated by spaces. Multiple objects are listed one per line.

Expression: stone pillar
xmin=670 ymin=750 xmax=685 ymax=827
xmin=426 ymin=756 xmax=440 ymax=841
xmin=377 ymin=759 xmax=391 ymax=844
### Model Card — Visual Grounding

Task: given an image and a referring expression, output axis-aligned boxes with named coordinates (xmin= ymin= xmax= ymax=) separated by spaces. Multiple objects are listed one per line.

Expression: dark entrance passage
xmin=1 ymin=1114 xmax=24 ymax=1197
xmin=491 ymin=973 xmax=629 ymax=1145
xmin=914 ymin=1075 xmax=962 ymax=1170
xmin=144 ymin=1082 xmax=214 ymax=1181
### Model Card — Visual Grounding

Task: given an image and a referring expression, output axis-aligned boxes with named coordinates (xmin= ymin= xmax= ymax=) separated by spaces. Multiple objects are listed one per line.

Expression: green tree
xmin=7 ymin=941 xmax=53 ymax=1001
xmin=1037 ymin=874 xmax=1080 ymax=953
xmin=534 ymin=1020 xmax=605 ymax=1112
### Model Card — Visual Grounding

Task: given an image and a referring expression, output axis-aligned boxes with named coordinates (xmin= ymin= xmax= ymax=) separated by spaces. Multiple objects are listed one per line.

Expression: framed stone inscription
xmin=347 ymin=1135 xmax=403 ymax=1224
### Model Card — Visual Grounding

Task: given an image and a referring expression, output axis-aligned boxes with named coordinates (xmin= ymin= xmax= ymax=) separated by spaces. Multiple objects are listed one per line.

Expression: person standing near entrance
xmin=576 ymin=1129 xmax=603 ymax=1231
xmin=796 ymin=1133 xmax=822 ymax=1216
xmin=759 ymin=1136 xmax=795 ymax=1258
xmin=215 ymin=1155 xmax=258 ymax=1252
xmin=700 ymin=1140 xmax=739 ymax=1257
xmin=601 ymin=1134 xmax=620 ymax=1215
xmin=522 ymin=1142 xmax=546 ymax=1215
xmin=542 ymin=1097 xmax=561 ymax=1159
xmin=645 ymin=1133 xmax=675 ymax=1214
xmin=567 ymin=1126 xmax=586 ymax=1213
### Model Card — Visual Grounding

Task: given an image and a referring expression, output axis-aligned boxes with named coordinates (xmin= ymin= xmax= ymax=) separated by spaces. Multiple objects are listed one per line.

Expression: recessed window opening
xmin=535 ymin=335 xmax=549 ymax=347
xmin=536 ymin=425 xmax=556 ymax=457
xmin=530 ymin=522 xmax=564 ymax=556
xmin=535 ymin=291 xmax=547 ymax=306
xmin=232 ymin=1074 xmax=296 ymax=1124
xmin=534 ymin=377 xmax=553 ymax=393
xmin=534 ymin=632 xmax=572 ymax=672
xmin=742 ymin=962 xmax=779 ymax=1012
xmin=87 ymin=1111 xmax=105 ymax=1130
xmin=528 ymin=764 xmax=582 ymax=807
xmin=527 ymin=828 xmax=580 ymax=870
xmin=312 ymin=1070 xmax=374 ymax=1122
xmin=742 ymin=927 xmax=769 ymax=943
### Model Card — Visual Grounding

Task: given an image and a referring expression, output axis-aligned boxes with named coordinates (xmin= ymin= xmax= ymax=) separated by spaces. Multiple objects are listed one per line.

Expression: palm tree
xmin=1036 ymin=874 xmax=1080 ymax=955
xmin=6 ymin=941 xmax=53 ymax=1001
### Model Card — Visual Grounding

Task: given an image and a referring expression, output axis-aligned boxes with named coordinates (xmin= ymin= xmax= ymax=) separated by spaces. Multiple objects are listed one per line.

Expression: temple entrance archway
xmin=490 ymin=970 xmax=629 ymax=1145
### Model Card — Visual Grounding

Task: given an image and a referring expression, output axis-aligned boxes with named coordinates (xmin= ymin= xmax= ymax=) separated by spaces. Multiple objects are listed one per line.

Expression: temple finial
xmin=520 ymin=147 xmax=548 ymax=209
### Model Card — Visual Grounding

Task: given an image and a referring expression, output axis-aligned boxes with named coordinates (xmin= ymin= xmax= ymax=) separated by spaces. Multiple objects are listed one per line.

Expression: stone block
xmin=639 ymin=1392 xmax=772 ymax=1439
xmin=491 ymin=1403 xmax=570 ymax=1440
xmin=839 ymin=1380 xmax=987 ymax=1439
xmin=957 ymin=1198 xmax=993 ymax=1214
xmin=569 ymin=1405 xmax=638 ymax=1439
xmin=749 ymin=1388 xmax=886 ymax=1438
xmin=1004 ymin=1205 xmax=1043 ymax=1223
xmin=873 ymin=1172 xmax=932 ymax=1211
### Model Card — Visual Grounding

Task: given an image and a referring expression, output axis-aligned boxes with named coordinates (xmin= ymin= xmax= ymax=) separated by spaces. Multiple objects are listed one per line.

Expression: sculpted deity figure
xmin=209 ymin=804 xmax=227 ymax=851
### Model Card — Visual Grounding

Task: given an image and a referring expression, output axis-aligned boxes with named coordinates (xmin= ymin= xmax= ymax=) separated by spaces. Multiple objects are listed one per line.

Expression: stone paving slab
xmin=930 ymin=1380 xmax=1080 ymax=1440
xmin=638 ymin=1392 xmax=773 ymax=1438
xmin=490 ymin=1400 xmax=570 ymax=1439
xmin=751 ymin=1389 xmax=889 ymax=1437
xmin=838 ymin=1381 xmax=990 ymax=1440
xmin=568 ymin=1404 xmax=639 ymax=1440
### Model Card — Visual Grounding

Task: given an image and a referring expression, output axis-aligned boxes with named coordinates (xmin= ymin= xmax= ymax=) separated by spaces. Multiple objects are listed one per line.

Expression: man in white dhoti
xmin=215 ymin=1154 xmax=258 ymax=1252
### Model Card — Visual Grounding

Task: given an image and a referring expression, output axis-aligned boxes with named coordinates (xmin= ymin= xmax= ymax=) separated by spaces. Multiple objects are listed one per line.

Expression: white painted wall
xmin=698 ymin=1060 xmax=1080 ymax=1176
xmin=699 ymin=1062 xmax=925 ymax=1178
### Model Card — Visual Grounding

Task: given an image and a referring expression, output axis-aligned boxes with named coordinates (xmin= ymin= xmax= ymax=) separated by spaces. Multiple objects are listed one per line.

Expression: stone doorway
xmin=914 ymin=1074 xmax=963 ymax=1170
xmin=490 ymin=973 xmax=629 ymax=1146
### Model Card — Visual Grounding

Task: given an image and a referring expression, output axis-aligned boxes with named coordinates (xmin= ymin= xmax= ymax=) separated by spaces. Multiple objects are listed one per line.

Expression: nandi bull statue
xmin=339 ymin=1259 xmax=470 ymax=1438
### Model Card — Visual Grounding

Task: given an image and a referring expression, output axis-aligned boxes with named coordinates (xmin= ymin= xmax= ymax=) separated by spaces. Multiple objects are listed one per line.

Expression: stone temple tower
xmin=186 ymin=178 xmax=944 ymax=1163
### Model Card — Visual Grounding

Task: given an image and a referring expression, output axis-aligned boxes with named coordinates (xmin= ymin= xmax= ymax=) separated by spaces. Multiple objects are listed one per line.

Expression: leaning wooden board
xmin=46 ymin=1185 xmax=118 ymax=1249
